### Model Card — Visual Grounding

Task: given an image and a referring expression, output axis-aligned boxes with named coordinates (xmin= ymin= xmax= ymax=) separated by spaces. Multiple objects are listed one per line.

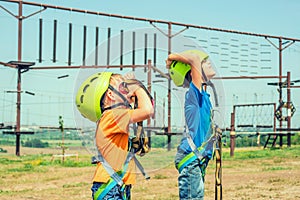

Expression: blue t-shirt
xmin=178 ymin=82 xmax=212 ymax=154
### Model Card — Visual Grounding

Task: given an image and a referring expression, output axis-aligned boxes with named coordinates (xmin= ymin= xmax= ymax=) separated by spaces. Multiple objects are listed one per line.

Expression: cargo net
xmin=233 ymin=103 xmax=275 ymax=147
xmin=234 ymin=103 xmax=275 ymax=132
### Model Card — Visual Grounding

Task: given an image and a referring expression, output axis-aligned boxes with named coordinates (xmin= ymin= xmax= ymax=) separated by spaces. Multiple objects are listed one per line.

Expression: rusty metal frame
xmin=0 ymin=0 xmax=299 ymax=156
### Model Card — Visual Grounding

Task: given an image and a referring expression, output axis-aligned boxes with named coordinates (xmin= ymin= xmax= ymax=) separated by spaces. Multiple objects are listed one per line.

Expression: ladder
xmin=264 ymin=134 xmax=278 ymax=148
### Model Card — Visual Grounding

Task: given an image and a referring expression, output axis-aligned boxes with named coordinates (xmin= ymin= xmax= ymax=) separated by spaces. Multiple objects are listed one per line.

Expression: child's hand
xmin=166 ymin=52 xmax=201 ymax=69
xmin=123 ymin=72 xmax=135 ymax=80
xmin=127 ymin=83 xmax=140 ymax=97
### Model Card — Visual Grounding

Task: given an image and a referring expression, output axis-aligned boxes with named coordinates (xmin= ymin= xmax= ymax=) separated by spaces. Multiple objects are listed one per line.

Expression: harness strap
xmin=93 ymin=149 xmax=149 ymax=200
xmin=177 ymin=80 xmax=220 ymax=174
xmin=94 ymin=151 xmax=124 ymax=187
xmin=93 ymin=151 xmax=134 ymax=200
xmin=129 ymin=80 xmax=153 ymax=156
xmin=176 ymin=130 xmax=217 ymax=173
xmin=102 ymin=102 xmax=129 ymax=113
xmin=133 ymin=156 xmax=150 ymax=180
xmin=94 ymin=174 xmax=121 ymax=200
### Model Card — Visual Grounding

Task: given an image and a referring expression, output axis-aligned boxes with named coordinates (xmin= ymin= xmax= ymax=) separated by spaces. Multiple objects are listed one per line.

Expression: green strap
xmin=177 ymin=132 xmax=217 ymax=173
xmin=94 ymin=152 xmax=133 ymax=200
xmin=177 ymin=145 xmax=204 ymax=173
xmin=94 ymin=177 xmax=117 ymax=200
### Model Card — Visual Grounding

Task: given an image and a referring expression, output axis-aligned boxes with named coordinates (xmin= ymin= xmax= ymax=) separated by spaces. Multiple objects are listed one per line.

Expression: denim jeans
xmin=91 ymin=182 xmax=131 ymax=200
xmin=175 ymin=151 xmax=204 ymax=200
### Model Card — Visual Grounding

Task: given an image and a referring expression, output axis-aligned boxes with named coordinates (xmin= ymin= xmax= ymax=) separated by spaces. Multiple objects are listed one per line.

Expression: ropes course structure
xmin=234 ymin=103 xmax=276 ymax=133
xmin=229 ymin=101 xmax=299 ymax=155
xmin=229 ymin=103 xmax=276 ymax=156
xmin=1 ymin=1 xmax=300 ymax=199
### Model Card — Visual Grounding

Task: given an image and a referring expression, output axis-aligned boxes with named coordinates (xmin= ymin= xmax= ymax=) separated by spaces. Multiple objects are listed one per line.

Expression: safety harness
xmin=176 ymin=70 xmax=221 ymax=181
xmin=92 ymin=145 xmax=149 ymax=200
xmin=176 ymin=111 xmax=221 ymax=180
xmin=93 ymin=79 xmax=153 ymax=200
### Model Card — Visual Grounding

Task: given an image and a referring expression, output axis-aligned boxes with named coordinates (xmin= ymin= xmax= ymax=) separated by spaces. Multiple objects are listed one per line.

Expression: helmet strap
xmin=101 ymin=85 xmax=132 ymax=112
xmin=102 ymin=102 xmax=130 ymax=112
xmin=201 ymin=65 xmax=208 ymax=84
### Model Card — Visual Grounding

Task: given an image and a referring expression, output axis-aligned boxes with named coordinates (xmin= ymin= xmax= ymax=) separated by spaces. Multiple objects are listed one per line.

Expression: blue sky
xmin=0 ymin=0 xmax=300 ymax=129
xmin=64 ymin=0 xmax=300 ymax=38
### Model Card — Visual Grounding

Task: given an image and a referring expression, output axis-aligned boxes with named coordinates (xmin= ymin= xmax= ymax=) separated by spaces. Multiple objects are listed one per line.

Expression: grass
xmin=223 ymin=146 xmax=299 ymax=160
xmin=0 ymin=145 xmax=299 ymax=199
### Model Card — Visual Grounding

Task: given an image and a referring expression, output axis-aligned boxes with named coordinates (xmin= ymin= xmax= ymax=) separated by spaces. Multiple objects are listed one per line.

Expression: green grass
xmin=223 ymin=146 xmax=300 ymax=160
xmin=1 ymin=145 xmax=299 ymax=169
xmin=0 ymin=145 xmax=299 ymax=199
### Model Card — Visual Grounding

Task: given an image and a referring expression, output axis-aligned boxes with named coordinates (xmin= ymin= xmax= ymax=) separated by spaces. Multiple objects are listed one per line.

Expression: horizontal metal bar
xmin=213 ymin=75 xmax=287 ymax=80
xmin=0 ymin=61 xmax=17 ymax=68
xmin=3 ymin=131 xmax=34 ymax=134
xmin=276 ymin=128 xmax=300 ymax=131
xmin=290 ymin=86 xmax=300 ymax=88
xmin=234 ymin=103 xmax=276 ymax=107
xmin=29 ymin=64 xmax=149 ymax=70
xmin=2 ymin=0 xmax=300 ymax=42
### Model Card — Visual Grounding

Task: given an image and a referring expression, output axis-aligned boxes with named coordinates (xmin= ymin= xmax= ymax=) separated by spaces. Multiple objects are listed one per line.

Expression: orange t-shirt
xmin=92 ymin=108 xmax=136 ymax=185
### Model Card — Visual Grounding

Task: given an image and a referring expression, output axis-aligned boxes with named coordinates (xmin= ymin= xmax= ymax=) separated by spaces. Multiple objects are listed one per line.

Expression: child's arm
xmin=127 ymin=83 xmax=154 ymax=123
xmin=166 ymin=52 xmax=204 ymax=89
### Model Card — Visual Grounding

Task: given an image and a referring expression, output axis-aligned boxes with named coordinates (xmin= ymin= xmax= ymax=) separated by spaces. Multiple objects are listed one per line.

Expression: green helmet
xmin=75 ymin=72 xmax=113 ymax=122
xmin=169 ymin=49 xmax=208 ymax=87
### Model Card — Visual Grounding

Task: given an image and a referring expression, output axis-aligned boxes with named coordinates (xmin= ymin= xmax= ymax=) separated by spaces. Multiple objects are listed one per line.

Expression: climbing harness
xmin=176 ymin=114 xmax=221 ymax=179
xmin=175 ymin=80 xmax=223 ymax=199
xmin=92 ymin=78 xmax=154 ymax=200
xmin=92 ymin=145 xmax=150 ymax=200
xmin=123 ymin=79 xmax=154 ymax=156
xmin=168 ymin=49 xmax=223 ymax=199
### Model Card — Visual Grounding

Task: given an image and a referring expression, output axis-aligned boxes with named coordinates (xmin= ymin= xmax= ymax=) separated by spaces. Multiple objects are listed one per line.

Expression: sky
xmin=0 ymin=0 xmax=300 ymax=130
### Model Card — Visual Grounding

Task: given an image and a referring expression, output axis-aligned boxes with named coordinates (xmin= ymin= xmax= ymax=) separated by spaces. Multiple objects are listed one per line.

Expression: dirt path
xmin=0 ymin=146 xmax=299 ymax=199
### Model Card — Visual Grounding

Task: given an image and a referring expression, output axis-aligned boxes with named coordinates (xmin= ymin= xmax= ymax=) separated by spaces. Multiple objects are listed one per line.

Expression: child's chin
xmin=182 ymin=85 xmax=189 ymax=88
xmin=182 ymin=81 xmax=190 ymax=88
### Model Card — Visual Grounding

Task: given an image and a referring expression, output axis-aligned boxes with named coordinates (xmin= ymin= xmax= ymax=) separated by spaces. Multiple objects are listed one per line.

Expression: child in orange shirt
xmin=76 ymin=72 xmax=154 ymax=200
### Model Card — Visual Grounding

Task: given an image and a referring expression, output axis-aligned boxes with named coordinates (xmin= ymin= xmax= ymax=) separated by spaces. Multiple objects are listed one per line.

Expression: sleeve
xmin=101 ymin=109 xmax=133 ymax=137
xmin=184 ymin=89 xmax=200 ymax=140
xmin=114 ymin=109 xmax=133 ymax=134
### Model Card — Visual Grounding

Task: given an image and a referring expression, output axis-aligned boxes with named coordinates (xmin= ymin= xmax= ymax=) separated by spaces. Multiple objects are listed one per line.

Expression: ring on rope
xmin=275 ymin=101 xmax=296 ymax=121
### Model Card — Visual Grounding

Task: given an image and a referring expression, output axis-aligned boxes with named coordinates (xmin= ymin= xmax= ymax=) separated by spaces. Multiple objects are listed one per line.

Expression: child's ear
xmin=106 ymin=89 xmax=115 ymax=101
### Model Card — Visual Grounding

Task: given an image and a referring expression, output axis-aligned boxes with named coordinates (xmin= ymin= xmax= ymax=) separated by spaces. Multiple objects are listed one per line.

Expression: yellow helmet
xmin=75 ymin=72 xmax=113 ymax=122
xmin=169 ymin=49 xmax=208 ymax=87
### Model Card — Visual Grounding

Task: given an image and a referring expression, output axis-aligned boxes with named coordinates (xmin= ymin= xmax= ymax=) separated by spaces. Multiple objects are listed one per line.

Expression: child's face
xmin=202 ymin=59 xmax=216 ymax=80
xmin=111 ymin=76 xmax=133 ymax=104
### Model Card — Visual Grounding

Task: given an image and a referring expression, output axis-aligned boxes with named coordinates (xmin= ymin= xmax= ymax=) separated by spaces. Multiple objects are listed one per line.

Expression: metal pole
xmin=167 ymin=22 xmax=172 ymax=146
xmin=230 ymin=112 xmax=235 ymax=157
xmin=147 ymin=59 xmax=152 ymax=148
xmin=287 ymin=72 xmax=291 ymax=147
xmin=278 ymin=38 xmax=283 ymax=132
xmin=16 ymin=68 xmax=21 ymax=156
xmin=15 ymin=0 xmax=23 ymax=156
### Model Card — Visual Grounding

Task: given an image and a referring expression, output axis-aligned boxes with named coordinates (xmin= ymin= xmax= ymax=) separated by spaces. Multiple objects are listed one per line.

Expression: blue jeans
xmin=175 ymin=152 xmax=204 ymax=200
xmin=91 ymin=182 xmax=131 ymax=200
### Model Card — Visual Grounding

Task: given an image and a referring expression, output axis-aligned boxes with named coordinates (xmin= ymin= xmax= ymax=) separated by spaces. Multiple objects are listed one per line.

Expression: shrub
xmin=23 ymin=139 xmax=49 ymax=148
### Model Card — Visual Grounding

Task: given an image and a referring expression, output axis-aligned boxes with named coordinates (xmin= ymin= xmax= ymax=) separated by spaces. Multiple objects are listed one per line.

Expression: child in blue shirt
xmin=166 ymin=50 xmax=216 ymax=200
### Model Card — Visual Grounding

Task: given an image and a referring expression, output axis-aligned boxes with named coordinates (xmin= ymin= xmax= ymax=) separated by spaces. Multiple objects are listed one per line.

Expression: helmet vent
xmin=80 ymin=95 xmax=84 ymax=103
xmin=83 ymin=84 xmax=89 ymax=93
xmin=90 ymin=77 xmax=98 ymax=83
xmin=172 ymin=61 xmax=178 ymax=68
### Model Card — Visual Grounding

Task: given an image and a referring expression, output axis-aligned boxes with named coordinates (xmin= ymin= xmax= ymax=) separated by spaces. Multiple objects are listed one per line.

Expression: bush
xmin=23 ymin=139 xmax=49 ymax=148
